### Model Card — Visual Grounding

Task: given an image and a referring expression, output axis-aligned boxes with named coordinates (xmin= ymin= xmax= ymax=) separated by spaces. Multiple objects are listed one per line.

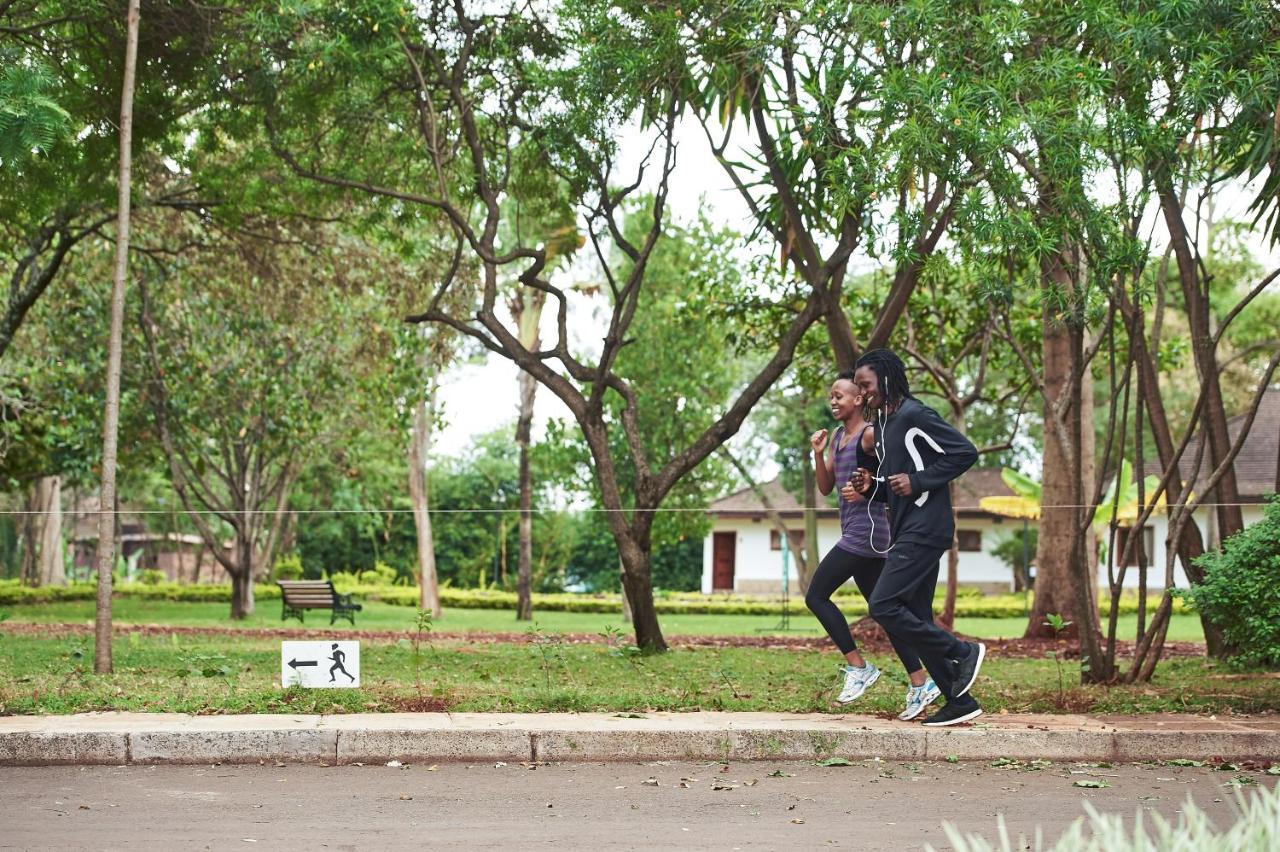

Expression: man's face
xmin=853 ymin=365 xmax=881 ymax=410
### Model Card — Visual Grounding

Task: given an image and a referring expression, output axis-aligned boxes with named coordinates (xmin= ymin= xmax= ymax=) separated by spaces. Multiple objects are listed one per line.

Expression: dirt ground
xmin=3 ymin=759 xmax=1274 ymax=850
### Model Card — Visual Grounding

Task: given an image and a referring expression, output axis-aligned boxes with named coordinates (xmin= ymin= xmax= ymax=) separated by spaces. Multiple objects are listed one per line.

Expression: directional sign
xmin=281 ymin=641 xmax=360 ymax=689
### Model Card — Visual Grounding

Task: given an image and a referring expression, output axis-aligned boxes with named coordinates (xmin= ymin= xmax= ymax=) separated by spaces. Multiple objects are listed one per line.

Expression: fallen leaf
xmin=426 ymin=765 xmax=439 ymax=772
xmin=816 ymin=757 xmax=854 ymax=767
xmin=642 ymin=778 xmax=659 ymax=787
xmin=399 ymin=795 xmax=413 ymax=801
xmin=767 ymin=770 xmax=795 ymax=778
xmin=1073 ymin=780 xmax=1110 ymax=789
xmin=385 ymin=761 xmax=403 ymax=768
xmin=791 ymin=818 xmax=806 ymax=824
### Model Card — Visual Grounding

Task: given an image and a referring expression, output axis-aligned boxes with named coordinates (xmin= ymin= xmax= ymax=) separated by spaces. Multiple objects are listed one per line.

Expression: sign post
xmin=281 ymin=640 xmax=360 ymax=688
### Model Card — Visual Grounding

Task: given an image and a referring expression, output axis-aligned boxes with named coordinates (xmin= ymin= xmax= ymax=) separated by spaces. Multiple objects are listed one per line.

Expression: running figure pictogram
xmin=328 ymin=644 xmax=355 ymax=683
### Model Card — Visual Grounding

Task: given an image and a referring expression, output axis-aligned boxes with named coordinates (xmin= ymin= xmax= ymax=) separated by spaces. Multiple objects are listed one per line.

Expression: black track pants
xmin=867 ymin=541 xmax=969 ymax=697
xmin=805 ymin=546 xmax=922 ymax=675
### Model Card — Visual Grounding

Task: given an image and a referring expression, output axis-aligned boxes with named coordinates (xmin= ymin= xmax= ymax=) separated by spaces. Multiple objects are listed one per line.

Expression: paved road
xmin=2 ymin=760 xmax=1273 ymax=850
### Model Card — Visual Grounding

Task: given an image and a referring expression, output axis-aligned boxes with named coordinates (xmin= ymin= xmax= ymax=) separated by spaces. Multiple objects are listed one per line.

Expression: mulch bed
xmin=0 ymin=620 xmax=1207 ymax=659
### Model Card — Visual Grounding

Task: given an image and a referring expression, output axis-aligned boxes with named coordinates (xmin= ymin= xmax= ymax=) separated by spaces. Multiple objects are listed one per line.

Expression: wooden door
xmin=712 ymin=531 xmax=736 ymax=591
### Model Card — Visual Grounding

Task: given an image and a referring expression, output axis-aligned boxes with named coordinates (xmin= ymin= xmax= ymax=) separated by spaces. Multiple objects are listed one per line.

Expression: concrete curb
xmin=1 ymin=712 xmax=1277 ymax=766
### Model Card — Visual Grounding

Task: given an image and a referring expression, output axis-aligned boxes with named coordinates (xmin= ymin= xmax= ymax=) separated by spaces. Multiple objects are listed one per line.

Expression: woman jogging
xmin=807 ymin=370 xmax=941 ymax=721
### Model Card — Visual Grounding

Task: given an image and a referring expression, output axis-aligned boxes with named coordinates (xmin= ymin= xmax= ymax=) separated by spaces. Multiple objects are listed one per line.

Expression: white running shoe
xmin=897 ymin=678 xmax=942 ymax=721
xmin=836 ymin=663 xmax=880 ymax=703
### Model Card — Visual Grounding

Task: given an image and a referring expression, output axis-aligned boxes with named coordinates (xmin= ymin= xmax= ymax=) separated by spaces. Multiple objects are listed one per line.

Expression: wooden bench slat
xmin=276 ymin=579 xmax=361 ymax=626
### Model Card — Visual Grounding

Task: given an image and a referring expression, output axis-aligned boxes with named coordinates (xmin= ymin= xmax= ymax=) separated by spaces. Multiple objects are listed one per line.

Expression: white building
xmin=702 ymin=389 xmax=1279 ymax=595
xmin=702 ymin=468 xmax=1022 ymax=595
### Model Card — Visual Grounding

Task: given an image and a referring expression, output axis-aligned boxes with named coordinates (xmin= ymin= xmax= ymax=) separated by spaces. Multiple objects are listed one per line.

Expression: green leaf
xmin=815 ymin=757 xmax=855 ymax=767
xmin=1073 ymin=780 xmax=1110 ymax=788
xmin=1001 ymin=468 xmax=1042 ymax=501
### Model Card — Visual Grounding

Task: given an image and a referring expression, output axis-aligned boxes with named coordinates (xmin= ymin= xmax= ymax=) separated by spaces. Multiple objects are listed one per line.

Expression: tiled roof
xmin=1143 ymin=387 xmax=1279 ymax=499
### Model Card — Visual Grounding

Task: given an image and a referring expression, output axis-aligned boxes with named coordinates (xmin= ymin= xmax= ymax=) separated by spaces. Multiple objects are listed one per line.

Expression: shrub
xmin=1184 ymin=494 xmax=1280 ymax=668
xmin=357 ymin=562 xmax=398 ymax=586
xmin=272 ymin=553 xmax=305 ymax=581
xmin=139 ymin=570 xmax=166 ymax=586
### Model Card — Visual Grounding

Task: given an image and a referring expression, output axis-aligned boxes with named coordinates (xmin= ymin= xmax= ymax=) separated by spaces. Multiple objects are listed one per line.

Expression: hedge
xmin=0 ymin=579 xmax=1189 ymax=619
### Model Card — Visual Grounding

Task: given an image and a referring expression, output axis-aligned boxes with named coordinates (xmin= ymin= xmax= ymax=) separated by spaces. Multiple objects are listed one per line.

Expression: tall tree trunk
xmin=37 ymin=476 xmax=65 ymax=586
xmin=515 ymin=367 xmax=537 ymax=620
xmin=19 ymin=482 xmax=41 ymax=585
xmin=1156 ymin=175 xmax=1245 ymax=540
xmin=1026 ymin=242 xmax=1101 ymax=646
xmin=231 ymin=528 xmax=255 ymax=619
xmin=940 ymin=481 xmax=959 ymax=631
xmin=513 ymin=290 xmax=544 ymax=621
xmin=1120 ymin=288 xmax=1231 ymax=657
xmin=230 ymin=568 xmax=254 ymax=620
xmin=617 ymin=535 xmax=663 ymax=651
xmin=408 ymin=379 xmax=441 ymax=617
xmin=94 ymin=0 xmax=141 ymax=674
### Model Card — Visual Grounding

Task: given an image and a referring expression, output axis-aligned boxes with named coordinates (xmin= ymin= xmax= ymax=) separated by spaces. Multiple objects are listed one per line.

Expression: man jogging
xmin=846 ymin=349 xmax=986 ymax=726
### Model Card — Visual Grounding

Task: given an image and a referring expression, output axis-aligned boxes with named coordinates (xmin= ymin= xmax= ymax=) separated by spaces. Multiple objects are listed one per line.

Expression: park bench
xmin=276 ymin=579 xmax=363 ymax=626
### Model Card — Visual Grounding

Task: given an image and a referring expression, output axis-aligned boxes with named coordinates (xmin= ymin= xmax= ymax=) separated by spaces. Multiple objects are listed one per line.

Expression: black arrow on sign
xmin=288 ymin=658 xmax=318 ymax=670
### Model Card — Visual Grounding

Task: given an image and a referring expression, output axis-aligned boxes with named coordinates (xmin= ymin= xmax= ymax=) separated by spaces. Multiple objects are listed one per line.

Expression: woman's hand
xmin=810 ymin=429 xmax=829 ymax=452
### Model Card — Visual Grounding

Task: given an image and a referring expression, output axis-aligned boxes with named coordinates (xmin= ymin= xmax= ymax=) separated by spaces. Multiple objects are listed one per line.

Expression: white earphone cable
xmin=867 ymin=403 xmax=893 ymax=555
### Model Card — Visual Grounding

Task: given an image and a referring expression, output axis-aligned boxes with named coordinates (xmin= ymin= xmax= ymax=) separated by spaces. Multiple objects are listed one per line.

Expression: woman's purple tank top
xmin=832 ymin=424 xmax=890 ymax=558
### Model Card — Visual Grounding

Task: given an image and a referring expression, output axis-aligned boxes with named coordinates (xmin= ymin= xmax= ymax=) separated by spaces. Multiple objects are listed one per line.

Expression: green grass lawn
xmin=0 ymin=631 xmax=1268 ymax=717
xmin=0 ymin=597 xmax=1208 ymax=642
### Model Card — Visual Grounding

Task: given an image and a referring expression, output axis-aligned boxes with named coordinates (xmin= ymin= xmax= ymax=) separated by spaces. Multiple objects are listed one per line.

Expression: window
xmin=770 ymin=529 xmax=805 ymax=550
xmin=1115 ymin=526 xmax=1156 ymax=568
xmin=957 ymin=530 xmax=983 ymax=552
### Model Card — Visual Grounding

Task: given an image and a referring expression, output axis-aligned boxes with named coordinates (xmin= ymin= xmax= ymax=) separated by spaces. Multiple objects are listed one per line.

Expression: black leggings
xmin=805 ymin=546 xmax=922 ymax=675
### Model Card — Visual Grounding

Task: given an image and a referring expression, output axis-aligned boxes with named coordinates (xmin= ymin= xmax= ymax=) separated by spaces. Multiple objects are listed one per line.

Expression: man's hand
xmin=810 ymin=429 xmax=829 ymax=452
xmin=887 ymin=473 xmax=914 ymax=496
xmin=849 ymin=467 xmax=872 ymax=494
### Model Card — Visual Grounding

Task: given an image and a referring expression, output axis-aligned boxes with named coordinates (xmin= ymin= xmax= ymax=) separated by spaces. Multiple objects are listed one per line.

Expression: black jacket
xmin=866 ymin=398 xmax=979 ymax=549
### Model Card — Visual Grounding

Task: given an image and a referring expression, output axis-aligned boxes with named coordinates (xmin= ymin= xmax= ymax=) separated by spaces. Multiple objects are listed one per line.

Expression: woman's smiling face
xmin=829 ymin=378 xmax=863 ymax=421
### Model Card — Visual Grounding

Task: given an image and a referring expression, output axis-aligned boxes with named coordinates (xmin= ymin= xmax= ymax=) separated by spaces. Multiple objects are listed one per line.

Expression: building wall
xmin=700 ymin=506 xmax=1268 ymax=595
xmin=701 ymin=515 xmax=1021 ymax=595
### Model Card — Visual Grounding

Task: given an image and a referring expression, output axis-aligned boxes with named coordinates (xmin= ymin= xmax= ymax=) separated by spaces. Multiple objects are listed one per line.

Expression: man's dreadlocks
xmin=855 ymin=349 xmax=912 ymax=411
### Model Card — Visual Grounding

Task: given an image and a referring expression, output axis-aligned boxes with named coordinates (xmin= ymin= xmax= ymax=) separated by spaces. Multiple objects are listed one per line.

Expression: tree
xmin=1 ymin=0 xmax=228 ymax=361
xmin=136 ymin=212 xmax=394 ymax=618
xmin=659 ymin=1 xmax=998 ymax=369
xmin=238 ymin=2 xmax=827 ymax=650
xmin=93 ymin=0 xmax=140 ymax=675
